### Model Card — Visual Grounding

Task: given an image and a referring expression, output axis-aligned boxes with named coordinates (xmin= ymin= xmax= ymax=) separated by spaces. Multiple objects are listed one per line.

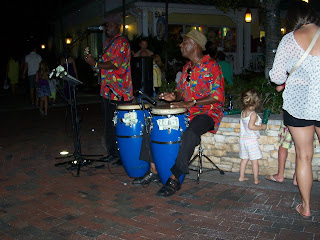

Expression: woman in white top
xmin=269 ymin=2 xmax=320 ymax=219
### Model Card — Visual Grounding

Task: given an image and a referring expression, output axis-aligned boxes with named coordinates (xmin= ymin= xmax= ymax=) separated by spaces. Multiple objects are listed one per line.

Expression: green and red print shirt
xmin=100 ymin=33 xmax=133 ymax=101
xmin=176 ymin=55 xmax=225 ymax=133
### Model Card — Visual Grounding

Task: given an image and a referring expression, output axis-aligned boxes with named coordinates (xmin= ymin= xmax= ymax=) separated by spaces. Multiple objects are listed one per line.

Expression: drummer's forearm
xmin=189 ymin=96 xmax=220 ymax=106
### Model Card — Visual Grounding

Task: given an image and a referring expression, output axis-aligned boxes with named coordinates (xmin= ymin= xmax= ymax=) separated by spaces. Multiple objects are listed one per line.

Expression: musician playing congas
xmin=133 ymin=29 xmax=225 ymax=197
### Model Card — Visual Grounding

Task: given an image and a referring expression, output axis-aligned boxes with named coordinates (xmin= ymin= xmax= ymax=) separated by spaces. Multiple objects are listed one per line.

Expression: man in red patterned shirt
xmin=85 ymin=15 xmax=133 ymax=166
xmin=157 ymin=29 xmax=225 ymax=196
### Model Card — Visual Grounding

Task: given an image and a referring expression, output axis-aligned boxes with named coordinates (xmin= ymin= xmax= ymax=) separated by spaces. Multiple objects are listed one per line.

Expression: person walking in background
xmin=133 ymin=39 xmax=154 ymax=57
xmin=6 ymin=51 xmax=20 ymax=96
xmin=36 ymin=60 xmax=51 ymax=116
xmin=269 ymin=1 xmax=320 ymax=219
xmin=266 ymin=84 xmax=297 ymax=185
xmin=48 ymin=77 xmax=58 ymax=105
xmin=239 ymin=89 xmax=267 ymax=185
xmin=152 ymin=54 xmax=164 ymax=95
xmin=203 ymin=41 xmax=216 ymax=59
xmin=216 ymin=51 xmax=233 ymax=85
xmin=60 ymin=52 xmax=78 ymax=100
xmin=85 ymin=15 xmax=133 ymax=166
xmin=22 ymin=44 xmax=42 ymax=105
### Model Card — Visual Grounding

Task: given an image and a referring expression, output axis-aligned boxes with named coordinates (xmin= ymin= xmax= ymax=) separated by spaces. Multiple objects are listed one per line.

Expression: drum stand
xmin=55 ymin=79 xmax=104 ymax=176
xmin=189 ymin=140 xmax=224 ymax=183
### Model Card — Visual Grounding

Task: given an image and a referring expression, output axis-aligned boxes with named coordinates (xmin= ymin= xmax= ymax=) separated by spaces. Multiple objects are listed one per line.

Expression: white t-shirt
xmin=25 ymin=51 xmax=42 ymax=76
xmin=269 ymin=31 xmax=320 ymax=121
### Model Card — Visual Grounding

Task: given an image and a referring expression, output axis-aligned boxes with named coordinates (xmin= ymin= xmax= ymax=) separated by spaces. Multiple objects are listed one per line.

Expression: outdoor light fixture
xmin=65 ymin=33 xmax=72 ymax=45
xmin=281 ymin=28 xmax=285 ymax=35
xmin=245 ymin=8 xmax=252 ymax=23
xmin=302 ymin=0 xmax=308 ymax=3
xmin=41 ymin=44 xmax=46 ymax=49
xmin=60 ymin=150 xmax=69 ymax=155
xmin=125 ymin=25 xmax=129 ymax=29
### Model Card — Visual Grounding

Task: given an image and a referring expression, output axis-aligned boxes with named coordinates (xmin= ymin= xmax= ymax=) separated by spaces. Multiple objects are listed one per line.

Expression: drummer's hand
xmin=170 ymin=101 xmax=193 ymax=108
xmin=159 ymin=92 xmax=176 ymax=102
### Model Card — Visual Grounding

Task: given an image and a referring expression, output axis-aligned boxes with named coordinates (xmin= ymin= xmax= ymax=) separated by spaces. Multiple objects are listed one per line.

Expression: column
xmin=142 ymin=8 xmax=148 ymax=37
xmin=244 ymin=21 xmax=252 ymax=69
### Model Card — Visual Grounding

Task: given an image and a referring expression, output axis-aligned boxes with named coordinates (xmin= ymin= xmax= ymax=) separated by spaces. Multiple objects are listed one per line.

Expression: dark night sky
xmin=4 ymin=0 xmax=320 ymax=55
xmin=4 ymin=0 xmax=65 ymax=54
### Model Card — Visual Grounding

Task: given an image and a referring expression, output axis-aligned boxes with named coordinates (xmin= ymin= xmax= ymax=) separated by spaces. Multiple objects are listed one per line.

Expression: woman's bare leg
xmin=288 ymin=125 xmax=314 ymax=216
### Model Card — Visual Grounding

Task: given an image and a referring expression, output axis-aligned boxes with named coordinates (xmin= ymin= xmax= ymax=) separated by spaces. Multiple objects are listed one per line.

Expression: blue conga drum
xmin=115 ymin=103 xmax=150 ymax=177
xmin=150 ymin=105 xmax=188 ymax=185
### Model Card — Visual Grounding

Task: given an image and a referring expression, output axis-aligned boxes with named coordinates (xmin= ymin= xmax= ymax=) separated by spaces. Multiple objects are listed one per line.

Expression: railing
xmin=224 ymin=52 xmax=265 ymax=74
xmin=250 ymin=53 xmax=265 ymax=72
xmin=225 ymin=52 xmax=237 ymax=73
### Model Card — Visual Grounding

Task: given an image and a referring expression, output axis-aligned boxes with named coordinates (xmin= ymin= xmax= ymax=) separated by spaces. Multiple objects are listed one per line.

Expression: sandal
xmin=156 ymin=178 xmax=181 ymax=197
xmin=295 ymin=204 xmax=312 ymax=220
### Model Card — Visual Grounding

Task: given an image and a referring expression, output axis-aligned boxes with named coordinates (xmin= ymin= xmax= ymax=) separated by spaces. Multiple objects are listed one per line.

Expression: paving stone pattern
xmin=0 ymin=103 xmax=319 ymax=240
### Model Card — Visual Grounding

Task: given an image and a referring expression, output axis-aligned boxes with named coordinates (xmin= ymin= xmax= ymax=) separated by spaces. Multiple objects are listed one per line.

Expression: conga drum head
xmin=151 ymin=105 xmax=186 ymax=115
xmin=117 ymin=103 xmax=150 ymax=110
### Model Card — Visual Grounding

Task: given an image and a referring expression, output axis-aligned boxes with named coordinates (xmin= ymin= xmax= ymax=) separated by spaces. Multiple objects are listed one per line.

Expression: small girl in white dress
xmin=239 ymin=89 xmax=267 ymax=184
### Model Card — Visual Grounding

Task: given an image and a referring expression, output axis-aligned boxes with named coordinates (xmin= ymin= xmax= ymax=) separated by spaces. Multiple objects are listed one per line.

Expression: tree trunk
xmin=262 ymin=0 xmax=281 ymax=80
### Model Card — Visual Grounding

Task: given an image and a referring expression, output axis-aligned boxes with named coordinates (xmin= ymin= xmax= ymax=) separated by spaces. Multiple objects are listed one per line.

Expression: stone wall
xmin=191 ymin=114 xmax=320 ymax=181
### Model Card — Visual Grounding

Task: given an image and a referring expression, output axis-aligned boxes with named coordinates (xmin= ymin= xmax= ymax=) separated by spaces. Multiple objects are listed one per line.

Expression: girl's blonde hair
xmin=39 ymin=60 xmax=49 ymax=80
xmin=241 ymin=89 xmax=260 ymax=110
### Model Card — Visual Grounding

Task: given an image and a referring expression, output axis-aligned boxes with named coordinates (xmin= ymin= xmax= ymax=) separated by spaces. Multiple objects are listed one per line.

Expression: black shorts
xmin=283 ymin=110 xmax=320 ymax=127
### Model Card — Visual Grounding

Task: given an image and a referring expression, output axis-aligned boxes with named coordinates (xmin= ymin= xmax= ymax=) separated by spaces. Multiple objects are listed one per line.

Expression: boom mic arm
xmin=87 ymin=26 xmax=104 ymax=31
xmin=137 ymin=90 xmax=157 ymax=106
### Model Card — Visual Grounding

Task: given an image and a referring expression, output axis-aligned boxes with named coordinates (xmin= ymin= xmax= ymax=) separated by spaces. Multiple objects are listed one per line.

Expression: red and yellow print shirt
xmin=176 ymin=55 xmax=225 ymax=133
xmin=100 ymin=33 xmax=133 ymax=101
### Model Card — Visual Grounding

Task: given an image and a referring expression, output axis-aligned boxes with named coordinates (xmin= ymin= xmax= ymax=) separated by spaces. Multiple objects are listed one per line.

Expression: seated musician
xmin=133 ymin=29 xmax=225 ymax=197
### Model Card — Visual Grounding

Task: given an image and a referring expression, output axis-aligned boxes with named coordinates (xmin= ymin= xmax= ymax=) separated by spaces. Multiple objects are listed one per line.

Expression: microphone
xmin=87 ymin=26 xmax=104 ymax=31
xmin=110 ymin=88 xmax=121 ymax=100
xmin=137 ymin=90 xmax=157 ymax=106
xmin=106 ymin=85 xmax=122 ymax=100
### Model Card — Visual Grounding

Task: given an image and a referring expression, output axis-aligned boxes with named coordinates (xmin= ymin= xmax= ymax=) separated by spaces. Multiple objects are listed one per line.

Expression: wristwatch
xmin=193 ymin=99 xmax=197 ymax=106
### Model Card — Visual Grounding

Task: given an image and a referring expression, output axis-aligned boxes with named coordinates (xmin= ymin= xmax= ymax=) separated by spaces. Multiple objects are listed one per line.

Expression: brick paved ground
xmin=0 ymin=99 xmax=319 ymax=240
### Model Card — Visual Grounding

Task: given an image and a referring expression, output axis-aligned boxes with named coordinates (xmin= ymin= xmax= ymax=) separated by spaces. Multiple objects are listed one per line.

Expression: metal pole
xmin=123 ymin=0 xmax=126 ymax=35
xmin=165 ymin=0 xmax=168 ymax=70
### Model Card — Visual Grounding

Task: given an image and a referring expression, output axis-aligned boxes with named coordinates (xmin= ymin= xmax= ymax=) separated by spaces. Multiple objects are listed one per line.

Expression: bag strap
xmin=288 ymin=27 xmax=320 ymax=76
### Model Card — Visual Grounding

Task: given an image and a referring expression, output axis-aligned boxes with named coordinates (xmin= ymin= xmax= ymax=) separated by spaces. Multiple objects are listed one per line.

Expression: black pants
xmin=171 ymin=114 xmax=215 ymax=179
xmin=102 ymin=97 xmax=131 ymax=157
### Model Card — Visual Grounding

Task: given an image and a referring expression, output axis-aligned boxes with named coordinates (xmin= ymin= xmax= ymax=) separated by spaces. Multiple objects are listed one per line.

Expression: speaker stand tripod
xmin=55 ymin=76 xmax=105 ymax=176
xmin=189 ymin=141 xmax=225 ymax=183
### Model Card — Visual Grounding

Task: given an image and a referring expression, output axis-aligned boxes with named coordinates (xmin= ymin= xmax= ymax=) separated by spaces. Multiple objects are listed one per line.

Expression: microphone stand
xmin=137 ymin=91 xmax=156 ymax=134
xmin=139 ymin=96 xmax=151 ymax=136
xmin=55 ymin=77 xmax=106 ymax=176
xmin=106 ymin=84 xmax=122 ymax=101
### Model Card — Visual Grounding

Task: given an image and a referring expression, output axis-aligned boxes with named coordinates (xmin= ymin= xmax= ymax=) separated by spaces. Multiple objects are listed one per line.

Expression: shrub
xmin=225 ymin=72 xmax=283 ymax=113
